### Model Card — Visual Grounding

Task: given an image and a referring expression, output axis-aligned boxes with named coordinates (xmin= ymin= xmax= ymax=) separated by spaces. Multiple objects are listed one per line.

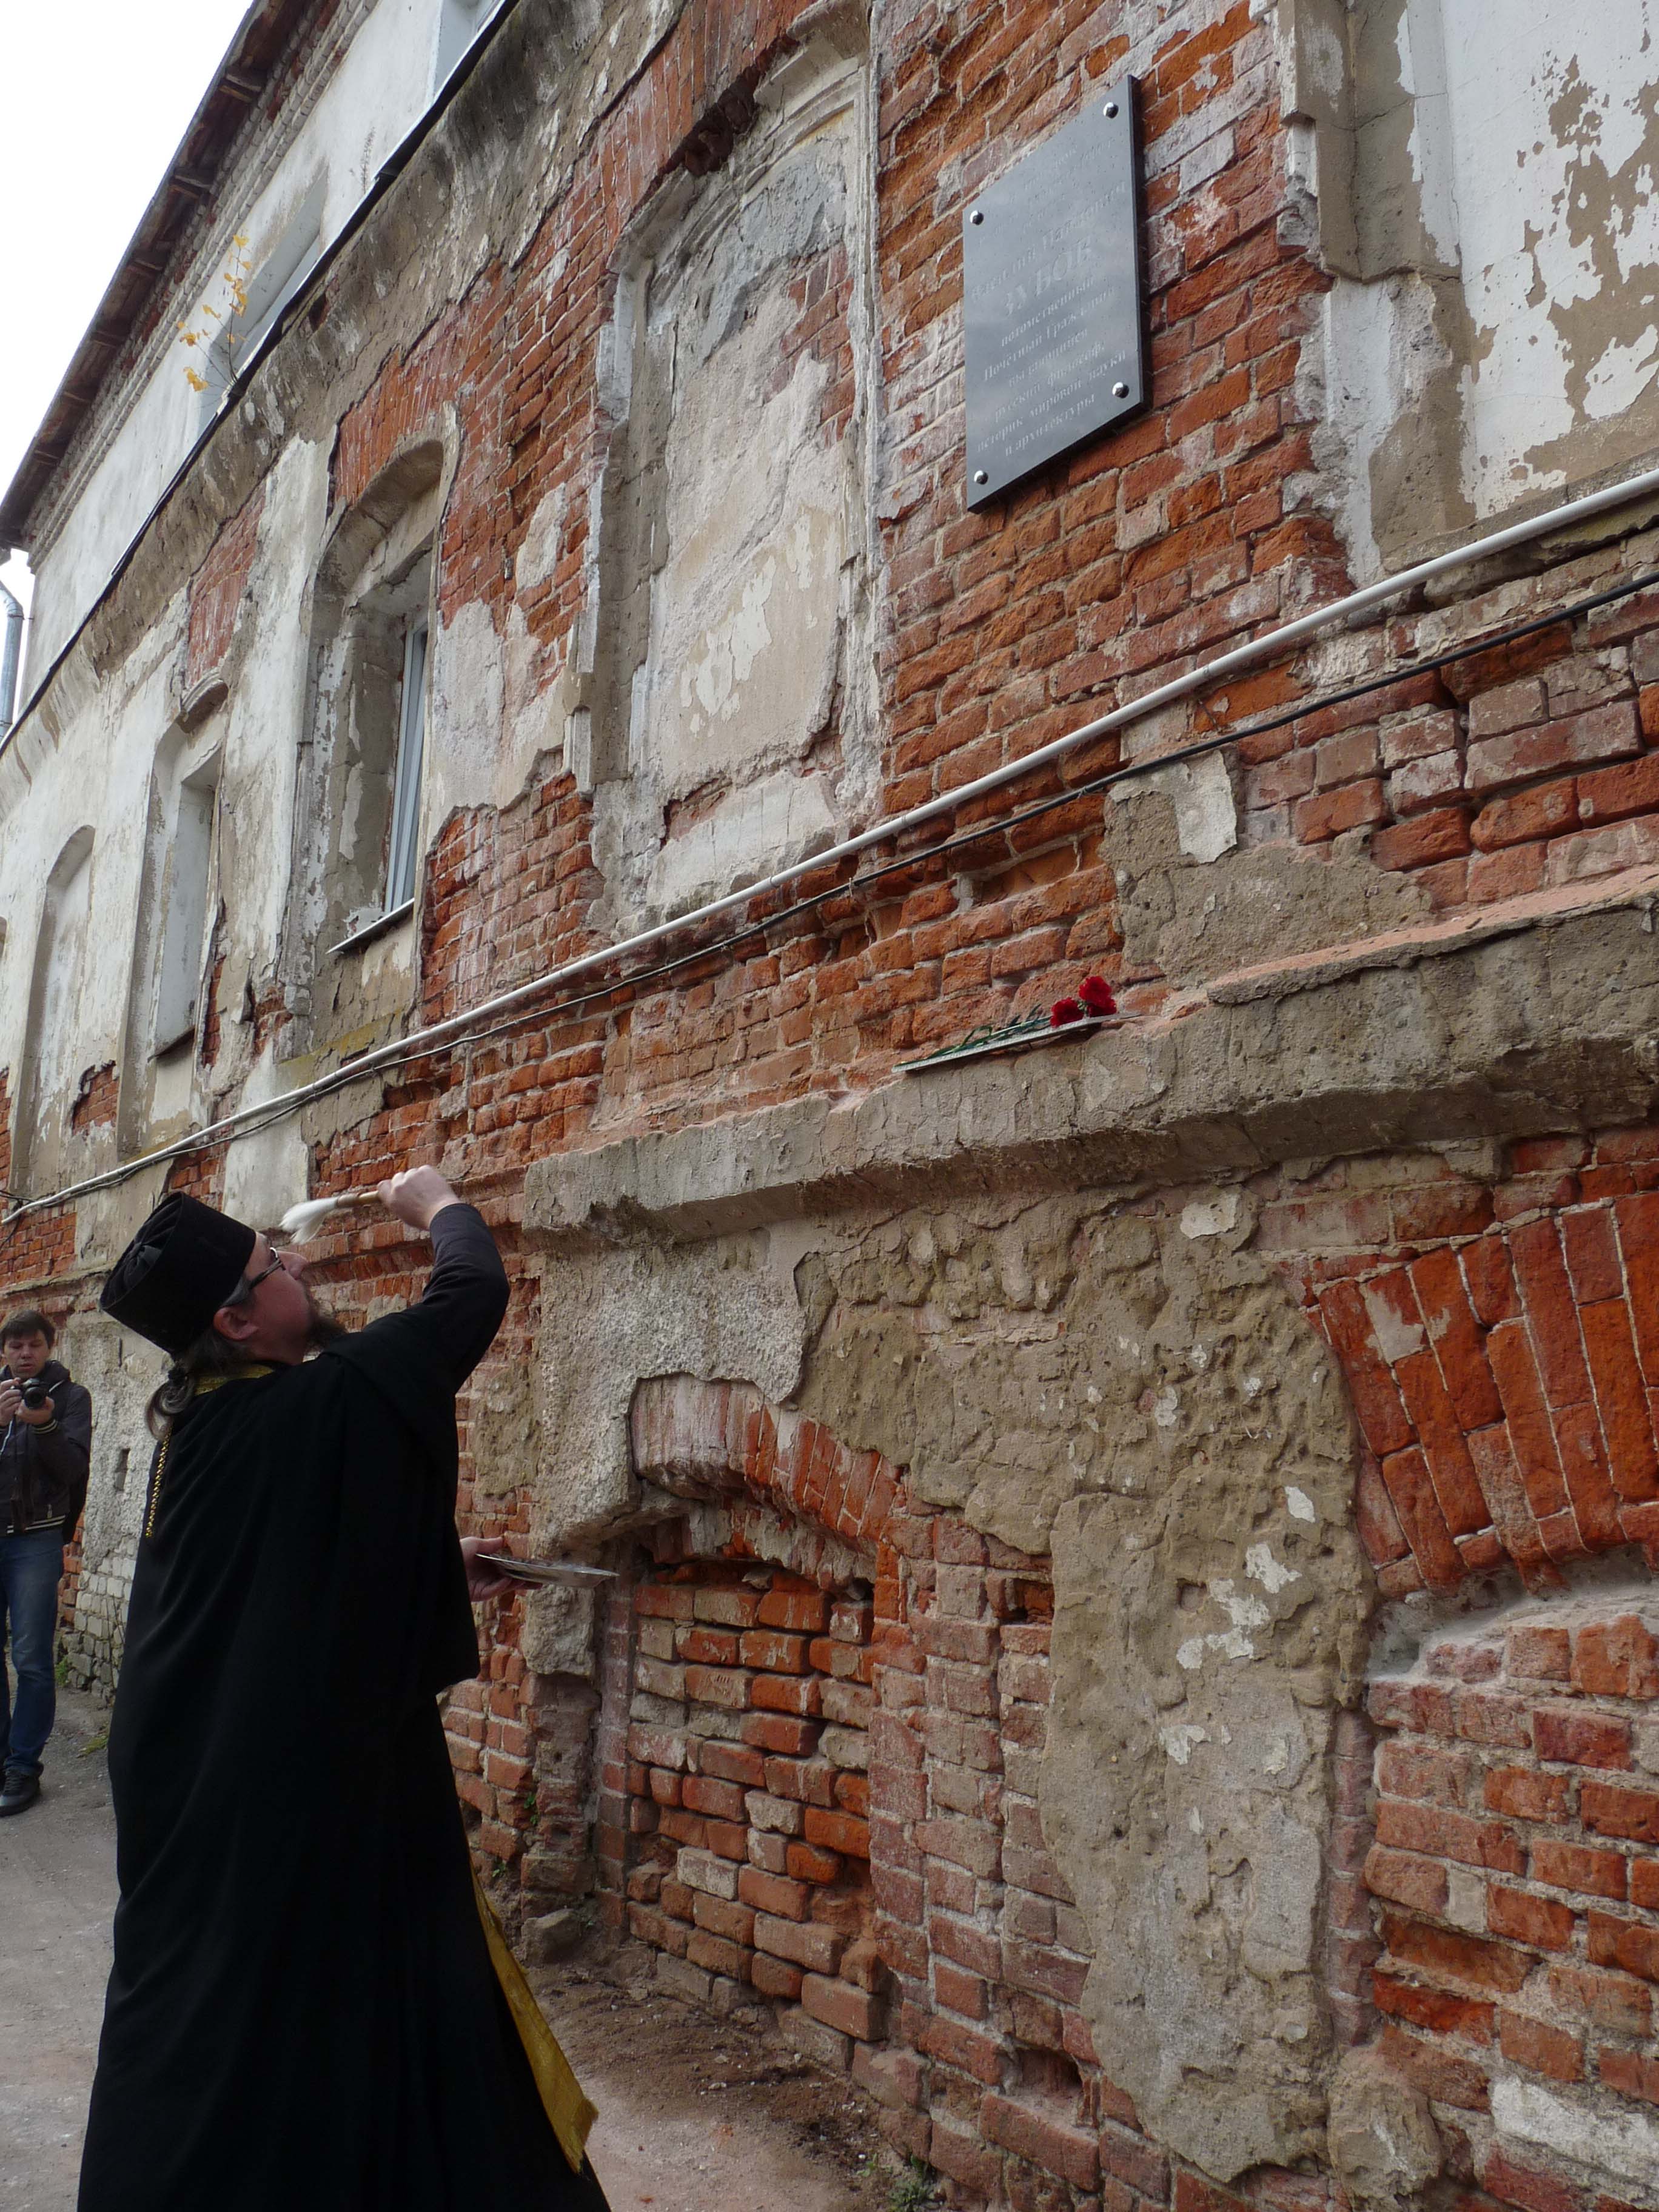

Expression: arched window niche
xmin=289 ymin=439 xmax=448 ymax=1025
xmin=15 ymin=827 xmax=96 ymax=1198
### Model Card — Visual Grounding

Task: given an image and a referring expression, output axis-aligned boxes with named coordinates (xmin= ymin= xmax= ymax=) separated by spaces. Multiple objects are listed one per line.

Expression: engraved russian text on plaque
xmin=964 ymin=82 xmax=1147 ymax=511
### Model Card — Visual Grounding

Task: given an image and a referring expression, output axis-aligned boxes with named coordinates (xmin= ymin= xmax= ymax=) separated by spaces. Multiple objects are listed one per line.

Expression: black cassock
xmin=79 ymin=1205 xmax=609 ymax=2212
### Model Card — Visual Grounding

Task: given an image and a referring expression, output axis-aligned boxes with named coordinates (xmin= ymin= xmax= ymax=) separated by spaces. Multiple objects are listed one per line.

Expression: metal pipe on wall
xmin=0 ymin=583 xmax=22 ymax=746
xmin=10 ymin=460 xmax=1659 ymax=1224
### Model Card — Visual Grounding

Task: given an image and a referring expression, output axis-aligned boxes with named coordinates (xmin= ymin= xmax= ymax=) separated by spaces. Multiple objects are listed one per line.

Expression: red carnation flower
xmin=1078 ymin=975 xmax=1117 ymax=1016
xmin=1050 ymin=997 xmax=1085 ymax=1027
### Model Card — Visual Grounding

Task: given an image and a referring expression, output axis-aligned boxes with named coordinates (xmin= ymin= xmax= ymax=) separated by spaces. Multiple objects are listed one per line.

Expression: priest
xmin=81 ymin=1167 xmax=610 ymax=2212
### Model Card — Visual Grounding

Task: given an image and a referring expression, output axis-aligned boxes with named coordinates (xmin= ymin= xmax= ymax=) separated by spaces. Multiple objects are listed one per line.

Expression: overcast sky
xmin=0 ymin=0 xmax=253 ymax=621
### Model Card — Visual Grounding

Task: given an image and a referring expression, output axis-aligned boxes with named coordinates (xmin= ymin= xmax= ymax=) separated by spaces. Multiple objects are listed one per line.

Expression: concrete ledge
xmin=524 ymin=868 xmax=1659 ymax=1240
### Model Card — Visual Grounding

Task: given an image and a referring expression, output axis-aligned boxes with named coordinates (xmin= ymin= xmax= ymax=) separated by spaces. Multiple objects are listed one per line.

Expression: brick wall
xmin=1367 ymin=1603 xmax=1659 ymax=2196
xmin=1267 ymin=1132 xmax=1659 ymax=1594
xmin=184 ymin=483 xmax=264 ymax=691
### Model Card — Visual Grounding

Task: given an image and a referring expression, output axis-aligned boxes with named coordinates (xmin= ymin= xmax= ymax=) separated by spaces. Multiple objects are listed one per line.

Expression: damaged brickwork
xmin=5 ymin=1 xmax=1659 ymax=2207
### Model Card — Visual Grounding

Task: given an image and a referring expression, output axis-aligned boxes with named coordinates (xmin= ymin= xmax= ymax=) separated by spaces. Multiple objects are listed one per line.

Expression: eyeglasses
xmin=239 ymin=1247 xmax=290 ymax=1299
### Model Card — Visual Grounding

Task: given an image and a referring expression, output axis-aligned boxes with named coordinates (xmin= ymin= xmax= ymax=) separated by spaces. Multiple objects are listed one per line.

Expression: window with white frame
xmin=384 ymin=614 xmax=429 ymax=916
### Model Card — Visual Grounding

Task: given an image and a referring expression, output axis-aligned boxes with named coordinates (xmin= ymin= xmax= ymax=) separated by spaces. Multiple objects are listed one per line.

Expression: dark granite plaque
xmin=964 ymin=82 xmax=1146 ymax=510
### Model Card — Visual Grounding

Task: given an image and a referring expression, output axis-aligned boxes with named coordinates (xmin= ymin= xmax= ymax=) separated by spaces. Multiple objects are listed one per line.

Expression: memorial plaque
xmin=964 ymin=82 xmax=1147 ymax=510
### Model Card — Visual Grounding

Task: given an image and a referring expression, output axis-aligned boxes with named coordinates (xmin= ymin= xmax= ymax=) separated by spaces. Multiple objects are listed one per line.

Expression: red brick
xmin=1507 ymin=1624 xmax=1573 ymax=1680
xmin=693 ymin=1587 xmax=762 ymax=1627
xmin=1479 ymin=2147 xmax=1591 ymax=2212
xmin=739 ymin=1629 xmax=813 ymax=1672
xmin=1375 ymin=1796 xmax=1524 ymax=1873
xmin=698 ymin=1741 xmax=768 ymax=1789
xmin=737 ymin=1867 xmax=809 ymax=1920
xmin=742 ymin=1712 xmax=820 ymax=1755
xmin=1381 ymin=1912 xmax=1532 ymax=1992
xmin=1616 ymin=1191 xmax=1659 ymax=1385
xmin=1572 ymin=1615 xmax=1659 ymax=1700
xmin=1578 ymin=1299 xmax=1659 ymax=1501
xmin=691 ymin=1891 xmax=756 ymax=1945
xmin=1467 ymin=700 xmax=1641 ymax=793
xmin=1372 ymin=1972 xmax=1495 ymax=2040
xmin=1410 ymin=1245 xmax=1503 ymax=1427
xmin=1486 ymin=1885 xmax=1575 ymax=1951
xmin=1530 ymin=1838 xmax=1629 ymax=1900
xmin=913 ymin=2008 xmax=1005 ymax=2085
xmin=1561 ymin=1206 xmax=1624 ymax=1302
xmin=751 ymin=1673 xmax=822 ymax=1717
xmin=1534 ymin=1706 xmax=1632 ymax=1770
xmin=1548 ymin=1960 xmax=1652 ymax=2034
xmin=678 ymin=1626 xmax=740 ymax=1665
xmin=1318 ymin=1281 xmax=1413 ymax=1455
xmin=800 ymin=1972 xmax=885 ymax=2040
xmin=1599 ymin=2046 xmax=1659 ymax=2102
xmin=1498 ymin=2008 xmax=1584 ymax=2083
xmin=1587 ymin=1908 xmax=1659 ymax=1982
xmin=751 ymin=1951 xmax=803 ymax=2001
xmin=1486 ymin=1321 xmax=1571 ymax=1521
xmin=682 ymin=1774 xmax=748 ymax=1822
xmin=1364 ymin=1845 xmax=1449 ymax=1916
xmin=686 ymin=1930 xmax=752 ymax=1980
xmin=683 ymin=1665 xmax=751 ymax=1711
xmin=786 ymin=1842 xmax=842 ymax=1885
xmin=980 ymin=2094 xmax=1099 ymax=2190
xmin=753 ymin=1912 xmax=844 ymax=1974
xmin=1377 ymin=2022 xmax=1492 ymax=2110
xmin=803 ymin=1807 xmax=871 ymax=1858
xmin=1377 ymin=1447 xmax=1464 ymax=1588
xmin=1557 ymin=1964 xmax=1654 ymax=2026
xmin=1581 ymin=1778 xmax=1659 ymax=1843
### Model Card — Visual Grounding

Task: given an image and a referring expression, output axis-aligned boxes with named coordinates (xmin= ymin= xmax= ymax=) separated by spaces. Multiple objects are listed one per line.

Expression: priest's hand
xmin=460 ymin=1535 xmax=520 ymax=1603
xmin=379 ymin=1165 xmax=463 ymax=1233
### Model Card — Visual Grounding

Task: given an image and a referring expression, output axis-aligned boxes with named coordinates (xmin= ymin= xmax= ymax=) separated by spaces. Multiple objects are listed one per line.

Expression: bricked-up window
xmin=292 ymin=440 xmax=445 ymax=974
xmin=577 ymin=24 xmax=876 ymax=923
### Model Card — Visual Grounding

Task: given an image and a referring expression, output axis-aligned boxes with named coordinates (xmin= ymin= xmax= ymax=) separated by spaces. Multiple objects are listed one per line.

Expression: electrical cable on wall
xmin=4 ymin=538 xmax=1658 ymax=1237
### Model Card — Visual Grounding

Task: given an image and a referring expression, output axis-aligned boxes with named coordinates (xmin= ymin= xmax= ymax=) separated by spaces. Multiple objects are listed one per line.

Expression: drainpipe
xmin=0 ymin=581 xmax=22 ymax=746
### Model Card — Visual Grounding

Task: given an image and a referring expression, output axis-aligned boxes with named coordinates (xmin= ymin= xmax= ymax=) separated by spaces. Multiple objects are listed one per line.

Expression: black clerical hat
xmin=99 ymin=1195 xmax=258 ymax=1358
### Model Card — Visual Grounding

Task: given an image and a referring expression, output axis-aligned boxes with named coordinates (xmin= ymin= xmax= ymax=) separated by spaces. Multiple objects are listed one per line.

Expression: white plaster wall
xmin=23 ymin=0 xmax=457 ymax=686
xmin=1315 ymin=0 xmax=1659 ymax=573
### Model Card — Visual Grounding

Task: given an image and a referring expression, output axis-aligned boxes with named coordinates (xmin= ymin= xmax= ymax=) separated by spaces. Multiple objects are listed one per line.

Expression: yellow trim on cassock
xmin=471 ymin=1864 xmax=597 ymax=2174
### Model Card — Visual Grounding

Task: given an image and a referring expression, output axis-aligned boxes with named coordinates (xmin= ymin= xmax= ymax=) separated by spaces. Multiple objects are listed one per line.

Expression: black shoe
xmin=0 ymin=1770 xmax=40 ymax=1815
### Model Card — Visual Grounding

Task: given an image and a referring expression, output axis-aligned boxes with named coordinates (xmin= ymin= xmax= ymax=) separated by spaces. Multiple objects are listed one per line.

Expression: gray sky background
xmin=1 ymin=0 xmax=253 ymax=620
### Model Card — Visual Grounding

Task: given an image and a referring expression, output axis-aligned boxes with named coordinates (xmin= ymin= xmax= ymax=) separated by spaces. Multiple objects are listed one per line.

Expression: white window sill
xmin=330 ymin=900 xmax=415 ymax=959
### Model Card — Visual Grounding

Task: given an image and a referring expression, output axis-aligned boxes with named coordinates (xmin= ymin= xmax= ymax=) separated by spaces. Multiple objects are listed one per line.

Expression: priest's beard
xmin=303 ymin=1293 xmax=348 ymax=1349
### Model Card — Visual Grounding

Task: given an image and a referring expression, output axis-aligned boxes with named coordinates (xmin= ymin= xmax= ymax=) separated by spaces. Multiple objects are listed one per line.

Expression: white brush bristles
xmin=280 ymin=1197 xmax=349 ymax=1244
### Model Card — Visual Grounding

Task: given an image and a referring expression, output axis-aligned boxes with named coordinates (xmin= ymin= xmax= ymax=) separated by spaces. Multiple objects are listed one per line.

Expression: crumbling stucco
xmin=521 ymin=1159 xmax=1373 ymax=2171
xmin=1284 ymin=0 xmax=1659 ymax=572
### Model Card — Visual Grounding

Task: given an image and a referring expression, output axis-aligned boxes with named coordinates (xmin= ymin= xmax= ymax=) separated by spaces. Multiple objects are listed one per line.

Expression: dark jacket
xmin=1 ymin=1359 xmax=92 ymax=1538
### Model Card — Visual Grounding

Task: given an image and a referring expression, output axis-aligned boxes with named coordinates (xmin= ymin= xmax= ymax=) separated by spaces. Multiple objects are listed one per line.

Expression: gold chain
xmin=141 ymin=1432 xmax=171 ymax=1542
xmin=139 ymin=1366 xmax=271 ymax=1541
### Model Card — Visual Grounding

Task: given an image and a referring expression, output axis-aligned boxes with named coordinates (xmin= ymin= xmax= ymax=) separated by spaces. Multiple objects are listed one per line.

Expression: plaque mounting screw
xmin=1113 ymin=381 xmax=1130 ymax=398
xmin=970 ymin=209 xmax=984 ymax=225
xmin=973 ymin=470 xmax=989 ymax=486
xmin=1104 ymin=100 xmax=1119 ymax=118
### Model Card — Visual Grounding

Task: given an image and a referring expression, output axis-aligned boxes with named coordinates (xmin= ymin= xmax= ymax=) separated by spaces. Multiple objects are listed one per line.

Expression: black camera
xmin=18 ymin=1377 xmax=50 ymax=1412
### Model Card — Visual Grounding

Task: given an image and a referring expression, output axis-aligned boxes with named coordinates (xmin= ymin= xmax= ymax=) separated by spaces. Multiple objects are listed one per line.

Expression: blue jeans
xmin=0 ymin=1529 xmax=64 ymax=1776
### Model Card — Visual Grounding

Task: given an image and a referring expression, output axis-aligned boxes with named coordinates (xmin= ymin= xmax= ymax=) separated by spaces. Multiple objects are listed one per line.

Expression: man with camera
xmin=0 ymin=1308 xmax=92 ymax=1815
